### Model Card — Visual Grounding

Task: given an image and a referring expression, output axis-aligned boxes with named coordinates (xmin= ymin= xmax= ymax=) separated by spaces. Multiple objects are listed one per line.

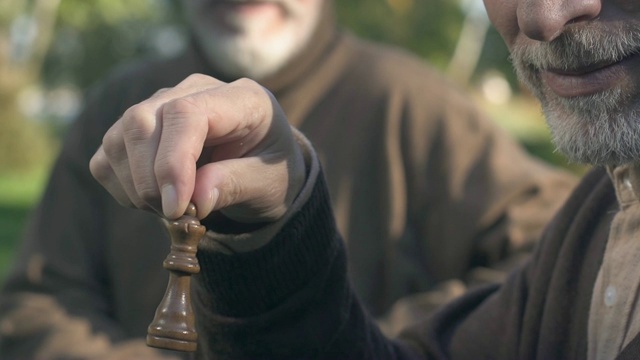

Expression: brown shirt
xmin=0 ymin=3 xmax=575 ymax=358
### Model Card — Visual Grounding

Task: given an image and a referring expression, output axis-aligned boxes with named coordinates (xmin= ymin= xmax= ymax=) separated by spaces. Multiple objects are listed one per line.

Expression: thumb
xmin=191 ymin=152 xmax=300 ymax=222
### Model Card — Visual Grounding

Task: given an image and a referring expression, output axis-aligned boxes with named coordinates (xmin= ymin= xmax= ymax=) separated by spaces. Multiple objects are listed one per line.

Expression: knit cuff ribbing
xmin=195 ymin=171 xmax=340 ymax=317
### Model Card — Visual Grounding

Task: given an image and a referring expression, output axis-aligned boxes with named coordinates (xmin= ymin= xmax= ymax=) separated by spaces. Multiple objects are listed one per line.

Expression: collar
xmin=608 ymin=164 xmax=640 ymax=209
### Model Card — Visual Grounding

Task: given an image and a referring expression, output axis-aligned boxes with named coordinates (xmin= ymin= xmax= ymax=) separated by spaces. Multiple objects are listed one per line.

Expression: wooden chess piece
xmin=147 ymin=203 xmax=204 ymax=352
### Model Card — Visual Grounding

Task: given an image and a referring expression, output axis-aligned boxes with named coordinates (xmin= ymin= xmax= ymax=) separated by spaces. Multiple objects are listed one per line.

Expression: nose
xmin=517 ymin=0 xmax=601 ymax=41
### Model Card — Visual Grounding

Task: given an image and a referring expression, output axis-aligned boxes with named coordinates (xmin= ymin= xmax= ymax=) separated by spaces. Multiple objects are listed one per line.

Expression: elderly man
xmin=0 ymin=0 xmax=575 ymax=358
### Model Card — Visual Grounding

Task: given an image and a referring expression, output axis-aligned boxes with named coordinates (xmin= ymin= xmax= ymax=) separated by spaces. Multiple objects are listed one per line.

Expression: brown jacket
xmin=0 ymin=4 xmax=575 ymax=358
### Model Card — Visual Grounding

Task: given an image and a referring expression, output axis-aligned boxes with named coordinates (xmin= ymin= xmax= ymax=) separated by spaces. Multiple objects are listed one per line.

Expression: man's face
xmin=183 ymin=0 xmax=323 ymax=81
xmin=484 ymin=0 xmax=640 ymax=165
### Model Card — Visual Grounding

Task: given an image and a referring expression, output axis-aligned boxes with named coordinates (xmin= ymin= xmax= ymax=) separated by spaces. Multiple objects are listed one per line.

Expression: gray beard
xmin=510 ymin=23 xmax=640 ymax=166
xmin=187 ymin=1 xmax=321 ymax=81
xmin=544 ymin=91 xmax=640 ymax=166
xmin=195 ymin=32 xmax=301 ymax=80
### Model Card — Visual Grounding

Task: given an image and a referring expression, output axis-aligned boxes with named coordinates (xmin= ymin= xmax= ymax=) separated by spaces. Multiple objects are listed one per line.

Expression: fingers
xmin=89 ymin=146 xmax=135 ymax=208
xmin=154 ymin=78 xmax=276 ymax=219
xmin=119 ymin=104 xmax=163 ymax=212
xmin=191 ymin=155 xmax=298 ymax=222
xmin=189 ymin=104 xmax=305 ymax=222
xmin=90 ymin=74 xmax=301 ymax=222
xmin=153 ymin=97 xmax=208 ymax=218
xmin=116 ymin=74 xmax=226 ymax=215
xmin=95 ymin=122 xmax=153 ymax=210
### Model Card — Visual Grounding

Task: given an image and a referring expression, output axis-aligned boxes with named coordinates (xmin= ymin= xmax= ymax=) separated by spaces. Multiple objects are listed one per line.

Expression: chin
xmin=543 ymin=92 xmax=640 ymax=166
xmin=194 ymin=25 xmax=302 ymax=80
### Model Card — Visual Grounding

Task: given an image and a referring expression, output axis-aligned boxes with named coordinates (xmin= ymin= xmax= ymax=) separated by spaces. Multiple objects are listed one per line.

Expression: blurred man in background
xmin=0 ymin=0 xmax=575 ymax=358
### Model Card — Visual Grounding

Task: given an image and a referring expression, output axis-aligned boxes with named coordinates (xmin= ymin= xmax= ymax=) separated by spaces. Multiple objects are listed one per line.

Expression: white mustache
xmin=510 ymin=23 xmax=640 ymax=72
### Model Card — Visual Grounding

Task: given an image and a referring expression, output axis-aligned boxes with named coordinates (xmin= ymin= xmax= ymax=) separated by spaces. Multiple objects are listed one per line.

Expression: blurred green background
xmin=0 ymin=0 xmax=584 ymax=284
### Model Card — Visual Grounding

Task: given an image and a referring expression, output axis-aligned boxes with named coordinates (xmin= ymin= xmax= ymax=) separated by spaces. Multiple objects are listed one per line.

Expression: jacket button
xmin=605 ymin=285 xmax=617 ymax=307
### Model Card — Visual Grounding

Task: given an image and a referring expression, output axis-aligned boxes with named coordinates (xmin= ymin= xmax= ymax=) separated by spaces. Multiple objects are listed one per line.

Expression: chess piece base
xmin=147 ymin=335 xmax=197 ymax=352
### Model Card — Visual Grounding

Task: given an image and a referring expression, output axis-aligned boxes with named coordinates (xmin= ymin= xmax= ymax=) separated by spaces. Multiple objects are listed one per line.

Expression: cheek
xmin=484 ymin=0 xmax=520 ymax=48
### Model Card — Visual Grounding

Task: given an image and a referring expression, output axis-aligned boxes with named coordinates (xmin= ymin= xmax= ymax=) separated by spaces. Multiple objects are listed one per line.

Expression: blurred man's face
xmin=184 ymin=0 xmax=323 ymax=81
xmin=484 ymin=0 xmax=640 ymax=165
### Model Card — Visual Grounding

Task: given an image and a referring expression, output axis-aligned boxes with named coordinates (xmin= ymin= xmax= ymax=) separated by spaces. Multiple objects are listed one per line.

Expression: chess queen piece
xmin=147 ymin=203 xmax=204 ymax=352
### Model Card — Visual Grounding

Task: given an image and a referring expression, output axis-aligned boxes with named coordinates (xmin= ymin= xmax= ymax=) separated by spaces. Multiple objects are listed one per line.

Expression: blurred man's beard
xmin=190 ymin=2 xmax=321 ymax=81
xmin=510 ymin=23 xmax=640 ymax=166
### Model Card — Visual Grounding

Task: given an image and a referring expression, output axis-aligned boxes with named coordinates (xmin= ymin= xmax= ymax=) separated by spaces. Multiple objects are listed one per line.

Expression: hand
xmin=89 ymin=74 xmax=305 ymax=223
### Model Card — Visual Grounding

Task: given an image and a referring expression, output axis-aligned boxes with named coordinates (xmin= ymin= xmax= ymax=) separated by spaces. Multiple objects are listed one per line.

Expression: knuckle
xmin=235 ymin=77 xmax=265 ymax=96
xmin=233 ymin=77 xmax=251 ymax=86
xmin=121 ymin=104 xmax=157 ymax=140
xmin=184 ymin=73 xmax=209 ymax=83
xmin=163 ymin=97 xmax=200 ymax=118
xmin=234 ymin=77 xmax=258 ymax=88
xmin=162 ymin=98 xmax=207 ymax=133
xmin=89 ymin=154 xmax=110 ymax=183
xmin=151 ymin=87 xmax=170 ymax=98
xmin=122 ymin=104 xmax=148 ymax=124
xmin=102 ymin=127 xmax=124 ymax=158
xmin=236 ymin=78 xmax=270 ymax=102
xmin=232 ymin=78 xmax=271 ymax=124
xmin=122 ymin=104 xmax=152 ymax=128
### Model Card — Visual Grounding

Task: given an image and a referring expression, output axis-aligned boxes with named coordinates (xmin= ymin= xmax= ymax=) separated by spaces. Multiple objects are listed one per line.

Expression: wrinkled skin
xmin=485 ymin=0 xmax=640 ymax=165
xmin=89 ymin=75 xmax=305 ymax=222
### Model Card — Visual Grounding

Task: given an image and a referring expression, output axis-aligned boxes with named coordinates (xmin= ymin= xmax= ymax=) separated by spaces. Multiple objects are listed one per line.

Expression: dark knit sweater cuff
xmin=195 ymin=172 xmax=340 ymax=317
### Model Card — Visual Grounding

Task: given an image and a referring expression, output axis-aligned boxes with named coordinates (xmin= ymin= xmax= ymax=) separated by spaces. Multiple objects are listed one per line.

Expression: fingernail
xmin=201 ymin=188 xmax=219 ymax=218
xmin=161 ymin=184 xmax=178 ymax=218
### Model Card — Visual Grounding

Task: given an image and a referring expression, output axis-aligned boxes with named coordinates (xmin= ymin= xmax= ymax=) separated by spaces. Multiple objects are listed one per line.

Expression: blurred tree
xmin=1 ymin=0 xmax=550 ymax=173
xmin=446 ymin=0 xmax=490 ymax=86
xmin=335 ymin=0 xmax=465 ymax=70
xmin=334 ymin=1 xmax=515 ymax=93
xmin=0 ymin=0 xmax=61 ymax=173
xmin=0 ymin=0 xmax=184 ymax=174
xmin=334 ymin=0 xmax=572 ymax=172
xmin=42 ymin=0 xmax=185 ymax=89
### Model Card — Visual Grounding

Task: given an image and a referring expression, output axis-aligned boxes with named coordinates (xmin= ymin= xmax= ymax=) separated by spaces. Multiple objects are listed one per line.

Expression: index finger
xmin=119 ymin=74 xmax=226 ymax=216
xmin=154 ymin=78 xmax=275 ymax=219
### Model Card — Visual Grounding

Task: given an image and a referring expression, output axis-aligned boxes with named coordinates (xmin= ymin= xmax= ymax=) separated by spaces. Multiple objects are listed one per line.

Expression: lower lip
xmin=541 ymin=53 xmax=640 ymax=97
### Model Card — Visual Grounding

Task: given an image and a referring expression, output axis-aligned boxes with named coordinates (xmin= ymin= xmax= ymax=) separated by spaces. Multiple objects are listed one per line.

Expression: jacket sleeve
xmin=194 ymin=168 xmax=425 ymax=359
xmin=188 ymin=158 xmax=607 ymax=359
xmin=190 ymin=143 xmax=557 ymax=359
xmin=0 ymin=74 xmax=178 ymax=359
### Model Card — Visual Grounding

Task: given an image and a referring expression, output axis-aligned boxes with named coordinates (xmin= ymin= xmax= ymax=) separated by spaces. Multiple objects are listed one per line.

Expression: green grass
xmin=0 ymin=169 xmax=49 ymax=284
